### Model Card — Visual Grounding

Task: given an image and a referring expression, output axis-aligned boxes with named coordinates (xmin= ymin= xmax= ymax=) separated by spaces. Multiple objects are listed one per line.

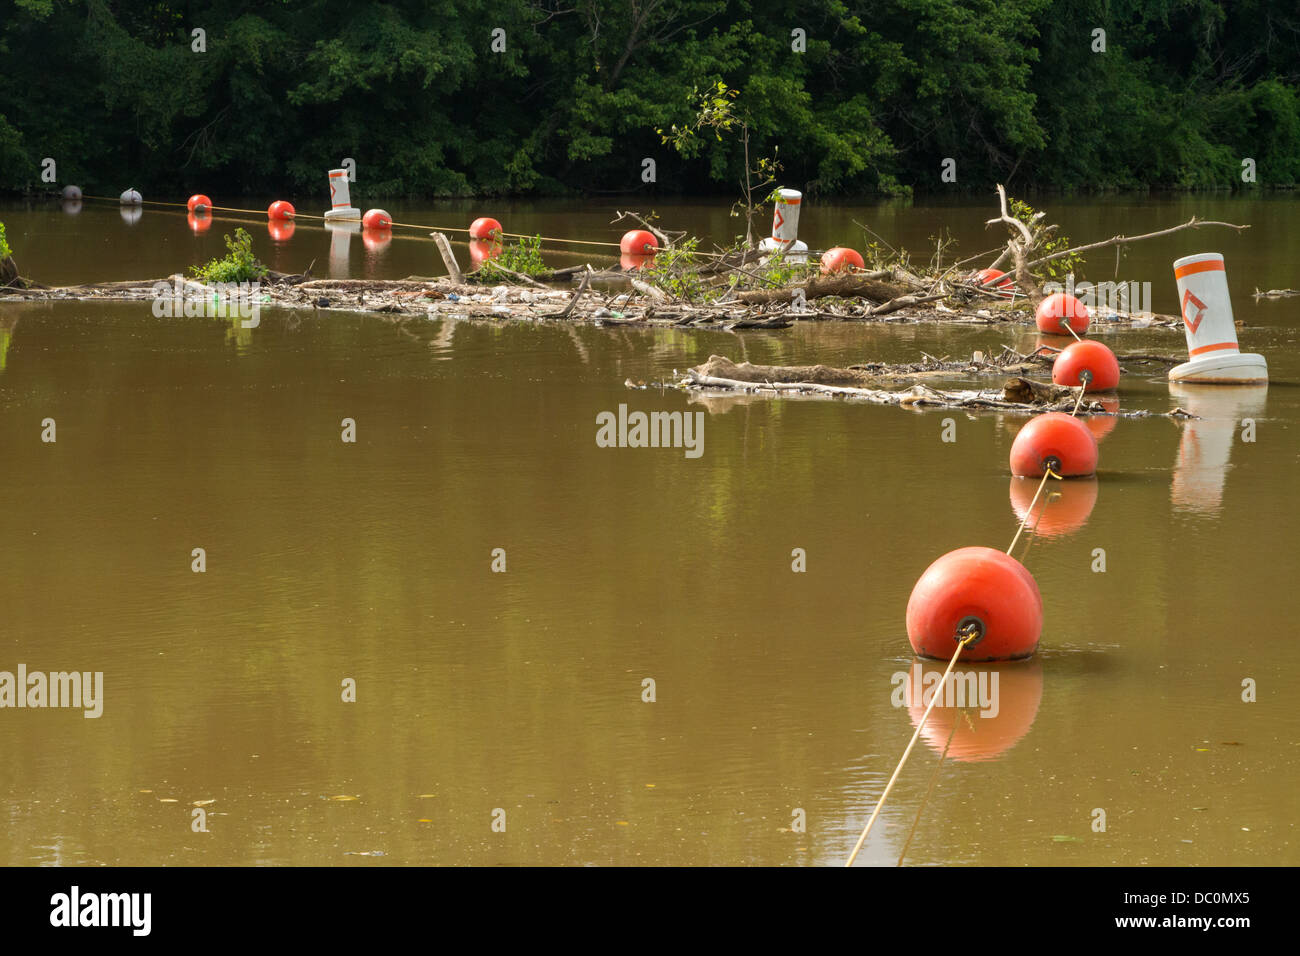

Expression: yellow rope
xmin=845 ymin=631 xmax=975 ymax=867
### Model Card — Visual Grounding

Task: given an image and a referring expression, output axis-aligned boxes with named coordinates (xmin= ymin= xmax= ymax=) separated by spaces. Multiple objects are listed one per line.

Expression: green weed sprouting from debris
xmin=0 ymin=221 xmax=11 ymax=261
xmin=479 ymin=234 xmax=547 ymax=279
xmin=645 ymin=236 xmax=707 ymax=301
xmin=189 ymin=228 xmax=267 ymax=283
xmin=758 ymin=251 xmax=817 ymax=287
xmin=1009 ymin=198 xmax=1084 ymax=281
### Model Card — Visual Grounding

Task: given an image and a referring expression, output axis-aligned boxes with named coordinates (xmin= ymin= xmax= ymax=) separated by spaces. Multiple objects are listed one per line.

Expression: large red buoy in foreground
xmin=362 ymin=208 xmax=392 ymax=230
xmin=187 ymin=194 xmax=212 ymax=213
xmin=906 ymin=547 xmax=1042 ymax=662
xmin=1035 ymin=292 xmax=1090 ymax=335
xmin=1053 ymin=339 xmax=1120 ymax=391
xmin=620 ymin=229 xmax=658 ymax=255
xmin=1010 ymin=412 xmax=1098 ymax=477
xmin=268 ymin=200 xmax=295 ymax=220
xmin=820 ymin=247 xmax=864 ymax=274
xmin=470 ymin=217 xmax=502 ymax=240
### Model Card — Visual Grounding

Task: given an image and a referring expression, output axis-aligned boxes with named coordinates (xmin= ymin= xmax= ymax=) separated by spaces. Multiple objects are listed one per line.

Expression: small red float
xmin=469 ymin=239 xmax=501 ymax=265
xmin=267 ymin=219 xmax=295 ymax=242
xmin=187 ymin=194 xmax=212 ymax=214
xmin=1009 ymin=476 xmax=1099 ymax=537
xmin=362 ymin=208 xmax=392 ymax=230
xmin=1009 ymin=412 xmax=1098 ymax=477
xmin=1035 ymin=292 xmax=1090 ymax=335
xmin=186 ymin=212 xmax=212 ymax=234
xmin=975 ymin=268 xmax=1014 ymax=295
xmin=620 ymin=229 xmax=658 ymax=255
xmin=1053 ymin=339 xmax=1120 ymax=391
xmin=268 ymin=200 xmax=295 ymax=220
xmin=470 ymin=217 xmax=502 ymax=241
xmin=906 ymin=547 xmax=1042 ymax=662
xmin=620 ymin=252 xmax=656 ymax=272
xmin=820 ymin=247 xmax=865 ymax=275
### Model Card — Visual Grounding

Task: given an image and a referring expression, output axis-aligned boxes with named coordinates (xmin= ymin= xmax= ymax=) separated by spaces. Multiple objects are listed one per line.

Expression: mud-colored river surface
xmin=1 ymin=196 xmax=1296 ymax=865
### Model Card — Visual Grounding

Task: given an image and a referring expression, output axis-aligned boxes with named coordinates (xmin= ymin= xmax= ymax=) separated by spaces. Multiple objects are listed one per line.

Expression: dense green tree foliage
xmin=1 ymin=0 xmax=1296 ymax=197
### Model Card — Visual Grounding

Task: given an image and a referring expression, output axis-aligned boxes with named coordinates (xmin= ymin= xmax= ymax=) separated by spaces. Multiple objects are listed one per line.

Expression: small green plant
xmin=758 ymin=251 xmax=817 ymax=287
xmin=1008 ymin=198 xmax=1084 ymax=281
xmin=658 ymin=82 xmax=782 ymax=248
xmin=189 ymin=228 xmax=267 ymax=283
xmin=479 ymin=234 xmax=547 ymax=279
xmin=0 ymin=221 xmax=11 ymax=261
xmin=644 ymin=236 xmax=707 ymax=302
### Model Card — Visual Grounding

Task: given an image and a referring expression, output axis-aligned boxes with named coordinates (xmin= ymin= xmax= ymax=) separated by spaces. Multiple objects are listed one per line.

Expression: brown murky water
xmin=0 ymin=196 xmax=1297 ymax=866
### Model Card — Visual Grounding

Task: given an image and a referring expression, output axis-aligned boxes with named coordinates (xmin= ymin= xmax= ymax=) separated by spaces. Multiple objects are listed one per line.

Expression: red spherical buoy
xmin=268 ymin=200 xmax=295 ymax=220
xmin=1035 ymin=292 xmax=1090 ymax=335
xmin=1053 ymin=339 xmax=1120 ymax=392
xmin=186 ymin=212 xmax=212 ymax=234
xmin=187 ymin=194 xmax=212 ymax=214
xmin=1010 ymin=412 xmax=1098 ymax=477
xmin=620 ymin=252 xmax=656 ymax=272
xmin=620 ymin=229 xmax=658 ymax=255
xmin=469 ymin=239 xmax=501 ymax=265
xmin=362 ymin=208 xmax=392 ymax=230
xmin=470 ymin=217 xmax=502 ymax=241
xmin=1009 ymin=476 xmax=1099 ymax=537
xmin=268 ymin=219 xmax=295 ymax=243
xmin=820 ymin=247 xmax=865 ymax=275
xmin=906 ymin=547 xmax=1043 ymax=662
xmin=975 ymin=268 xmax=1014 ymax=294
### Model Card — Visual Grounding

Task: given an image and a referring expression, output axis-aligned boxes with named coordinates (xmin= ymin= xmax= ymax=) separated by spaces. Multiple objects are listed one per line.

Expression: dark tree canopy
xmin=1 ymin=0 xmax=1296 ymax=197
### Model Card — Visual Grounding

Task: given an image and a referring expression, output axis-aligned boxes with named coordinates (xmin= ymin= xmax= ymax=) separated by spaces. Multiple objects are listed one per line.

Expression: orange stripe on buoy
xmin=1189 ymin=341 xmax=1239 ymax=357
xmin=1174 ymin=260 xmax=1225 ymax=279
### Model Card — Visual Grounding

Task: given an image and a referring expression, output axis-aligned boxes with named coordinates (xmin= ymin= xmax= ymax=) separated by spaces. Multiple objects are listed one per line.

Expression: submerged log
xmin=737 ymin=273 xmax=908 ymax=305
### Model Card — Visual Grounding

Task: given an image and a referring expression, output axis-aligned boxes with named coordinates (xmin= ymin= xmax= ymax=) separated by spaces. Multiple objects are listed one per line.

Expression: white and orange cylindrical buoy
xmin=1035 ymin=292 xmax=1090 ymax=335
xmin=758 ymin=188 xmax=808 ymax=258
xmin=187 ymin=194 xmax=211 ymax=214
xmin=362 ymin=208 xmax=392 ymax=230
xmin=1170 ymin=253 xmax=1268 ymax=383
xmin=324 ymin=168 xmax=360 ymax=221
xmin=906 ymin=547 xmax=1042 ymax=662
xmin=1009 ymin=475 xmax=1098 ymax=537
xmin=268 ymin=200 xmax=295 ymax=220
xmin=1010 ymin=412 xmax=1098 ymax=477
xmin=820 ymin=247 xmax=864 ymax=274
xmin=620 ymin=229 xmax=658 ymax=255
xmin=1052 ymin=339 xmax=1120 ymax=391
xmin=469 ymin=217 xmax=502 ymax=241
